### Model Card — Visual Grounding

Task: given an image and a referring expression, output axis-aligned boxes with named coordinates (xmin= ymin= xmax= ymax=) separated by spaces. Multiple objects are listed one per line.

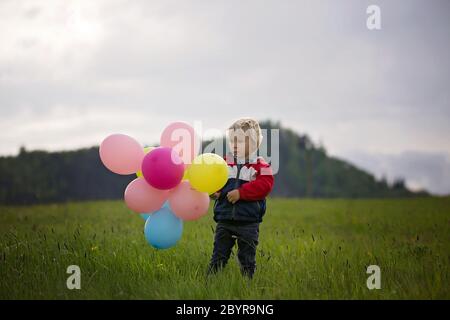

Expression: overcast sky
xmin=0 ymin=0 xmax=449 ymax=194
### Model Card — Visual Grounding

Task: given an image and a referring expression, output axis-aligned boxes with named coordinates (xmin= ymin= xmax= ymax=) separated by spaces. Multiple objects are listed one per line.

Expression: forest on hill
xmin=0 ymin=121 xmax=426 ymax=205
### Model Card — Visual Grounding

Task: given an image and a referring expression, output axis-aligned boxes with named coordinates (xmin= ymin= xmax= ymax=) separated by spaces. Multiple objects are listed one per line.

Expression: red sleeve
xmin=238 ymin=161 xmax=274 ymax=201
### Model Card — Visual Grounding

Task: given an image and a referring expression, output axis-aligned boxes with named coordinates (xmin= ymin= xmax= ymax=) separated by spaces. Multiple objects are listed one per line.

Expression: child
xmin=207 ymin=118 xmax=274 ymax=279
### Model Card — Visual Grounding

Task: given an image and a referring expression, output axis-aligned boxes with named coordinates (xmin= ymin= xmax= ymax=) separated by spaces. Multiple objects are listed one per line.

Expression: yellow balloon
xmin=182 ymin=167 xmax=190 ymax=181
xmin=136 ymin=147 xmax=155 ymax=178
xmin=187 ymin=153 xmax=228 ymax=194
xmin=143 ymin=146 xmax=154 ymax=154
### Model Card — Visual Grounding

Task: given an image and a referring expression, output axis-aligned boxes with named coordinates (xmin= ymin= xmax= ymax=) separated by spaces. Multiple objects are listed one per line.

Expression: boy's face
xmin=228 ymin=128 xmax=259 ymax=159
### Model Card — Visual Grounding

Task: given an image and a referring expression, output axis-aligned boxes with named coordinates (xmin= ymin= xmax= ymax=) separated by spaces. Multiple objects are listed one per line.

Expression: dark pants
xmin=207 ymin=221 xmax=260 ymax=279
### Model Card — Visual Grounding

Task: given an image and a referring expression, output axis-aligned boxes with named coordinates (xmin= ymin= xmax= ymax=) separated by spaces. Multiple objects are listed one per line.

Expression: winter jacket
xmin=213 ymin=154 xmax=274 ymax=223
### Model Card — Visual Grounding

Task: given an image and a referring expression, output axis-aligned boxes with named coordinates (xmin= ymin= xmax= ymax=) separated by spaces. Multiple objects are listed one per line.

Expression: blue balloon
xmin=140 ymin=201 xmax=171 ymax=221
xmin=144 ymin=205 xmax=183 ymax=249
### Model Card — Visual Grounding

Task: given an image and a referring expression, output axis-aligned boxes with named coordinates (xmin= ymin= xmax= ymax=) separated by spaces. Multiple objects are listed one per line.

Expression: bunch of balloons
xmin=99 ymin=122 xmax=228 ymax=249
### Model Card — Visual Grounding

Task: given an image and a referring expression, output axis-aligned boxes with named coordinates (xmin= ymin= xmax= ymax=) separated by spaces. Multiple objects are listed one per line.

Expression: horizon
xmin=5 ymin=120 xmax=447 ymax=196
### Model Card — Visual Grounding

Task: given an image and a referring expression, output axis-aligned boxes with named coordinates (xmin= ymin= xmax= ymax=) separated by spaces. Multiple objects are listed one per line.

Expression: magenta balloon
xmin=168 ymin=181 xmax=210 ymax=221
xmin=99 ymin=134 xmax=145 ymax=175
xmin=141 ymin=147 xmax=185 ymax=190
xmin=124 ymin=178 xmax=169 ymax=213
xmin=160 ymin=122 xmax=200 ymax=166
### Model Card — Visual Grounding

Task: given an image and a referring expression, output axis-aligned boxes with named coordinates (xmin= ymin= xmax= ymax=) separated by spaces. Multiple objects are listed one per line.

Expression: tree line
xmin=0 ymin=121 xmax=427 ymax=205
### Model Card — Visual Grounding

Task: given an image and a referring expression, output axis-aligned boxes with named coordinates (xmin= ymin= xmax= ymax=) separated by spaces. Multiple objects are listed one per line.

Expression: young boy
xmin=207 ymin=118 xmax=274 ymax=279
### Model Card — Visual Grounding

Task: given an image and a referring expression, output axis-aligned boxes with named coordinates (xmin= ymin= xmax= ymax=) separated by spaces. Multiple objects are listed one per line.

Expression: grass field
xmin=0 ymin=197 xmax=449 ymax=299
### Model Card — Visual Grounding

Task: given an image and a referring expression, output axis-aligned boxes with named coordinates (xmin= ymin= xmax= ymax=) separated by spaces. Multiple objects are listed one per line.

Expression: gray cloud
xmin=343 ymin=150 xmax=450 ymax=195
xmin=0 ymin=0 xmax=449 ymax=193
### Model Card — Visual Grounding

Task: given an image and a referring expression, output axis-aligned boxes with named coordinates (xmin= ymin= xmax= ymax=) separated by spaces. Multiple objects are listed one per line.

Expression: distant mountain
xmin=0 ymin=121 xmax=427 ymax=205
xmin=259 ymin=120 xmax=426 ymax=198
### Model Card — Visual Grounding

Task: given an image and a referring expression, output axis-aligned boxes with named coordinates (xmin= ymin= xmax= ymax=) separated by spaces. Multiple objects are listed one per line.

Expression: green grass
xmin=0 ymin=197 xmax=449 ymax=299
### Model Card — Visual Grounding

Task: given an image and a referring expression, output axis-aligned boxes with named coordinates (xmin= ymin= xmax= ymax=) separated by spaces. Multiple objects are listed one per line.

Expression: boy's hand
xmin=226 ymin=189 xmax=240 ymax=204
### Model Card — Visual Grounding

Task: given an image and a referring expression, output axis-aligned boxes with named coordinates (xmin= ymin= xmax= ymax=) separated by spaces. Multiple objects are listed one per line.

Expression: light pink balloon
xmin=160 ymin=122 xmax=200 ymax=166
xmin=168 ymin=180 xmax=210 ymax=221
xmin=124 ymin=178 xmax=169 ymax=213
xmin=99 ymin=134 xmax=145 ymax=175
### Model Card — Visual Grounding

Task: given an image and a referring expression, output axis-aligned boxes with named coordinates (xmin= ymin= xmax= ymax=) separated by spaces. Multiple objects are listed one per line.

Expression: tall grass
xmin=0 ymin=197 xmax=449 ymax=299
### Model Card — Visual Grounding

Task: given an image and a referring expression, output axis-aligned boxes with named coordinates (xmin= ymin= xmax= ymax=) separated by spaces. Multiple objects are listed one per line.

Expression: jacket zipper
xmin=231 ymin=162 xmax=243 ymax=221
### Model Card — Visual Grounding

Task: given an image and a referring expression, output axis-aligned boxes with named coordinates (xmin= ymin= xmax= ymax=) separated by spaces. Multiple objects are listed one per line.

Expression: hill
xmin=0 ymin=121 xmax=426 ymax=204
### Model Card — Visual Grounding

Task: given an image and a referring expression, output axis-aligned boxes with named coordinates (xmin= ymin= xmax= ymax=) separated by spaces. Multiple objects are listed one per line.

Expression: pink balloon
xmin=141 ymin=147 xmax=185 ymax=190
xmin=160 ymin=122 xmax=200 ymax=166
xmin=168 ymin=181 xmax=210 ymax=221
xmin=124 ymin=178 xmax=169 ymax=213
xmin=99 ymin=134 xmax=145 ymax=175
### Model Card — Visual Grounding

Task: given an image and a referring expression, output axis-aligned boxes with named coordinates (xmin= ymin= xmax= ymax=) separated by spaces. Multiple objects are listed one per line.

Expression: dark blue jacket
xmin=213 ymin=158 xmax=274 ymax=223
